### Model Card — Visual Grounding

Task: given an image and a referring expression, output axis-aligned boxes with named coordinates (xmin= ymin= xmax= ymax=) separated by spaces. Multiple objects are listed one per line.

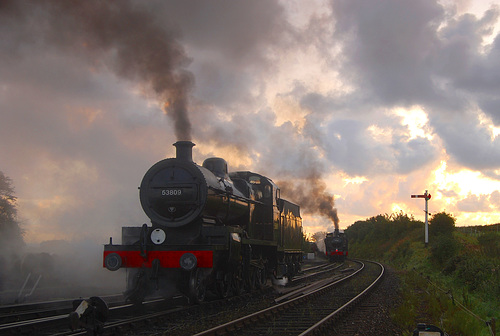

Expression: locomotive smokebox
xmin=174 ymin=141 xmax=195 ymax=161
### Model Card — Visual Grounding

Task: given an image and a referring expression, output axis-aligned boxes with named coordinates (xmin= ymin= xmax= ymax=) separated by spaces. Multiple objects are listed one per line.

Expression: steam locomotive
xmin=324 ymin=229 xmax=348 ymax=262
xmin=103 ymin=141 xmax=303 ymax=303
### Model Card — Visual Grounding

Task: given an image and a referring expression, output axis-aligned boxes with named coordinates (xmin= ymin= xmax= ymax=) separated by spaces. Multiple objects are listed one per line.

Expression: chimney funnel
xmin=173 ymin=141 xmax=195 ymax=161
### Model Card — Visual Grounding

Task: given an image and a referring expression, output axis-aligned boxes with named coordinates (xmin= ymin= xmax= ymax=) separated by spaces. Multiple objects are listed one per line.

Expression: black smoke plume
xmin=0 ymin=0 xmax=194 ymax=140
xmin=277 ymin=170 xmax=339 ymax=231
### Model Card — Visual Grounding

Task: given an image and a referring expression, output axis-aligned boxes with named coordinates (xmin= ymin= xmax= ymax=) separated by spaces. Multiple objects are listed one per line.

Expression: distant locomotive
xmin=103 ymin=141 xmax=303 ymax=303
xmin=324 ymin=229 xmax=348 ymax=262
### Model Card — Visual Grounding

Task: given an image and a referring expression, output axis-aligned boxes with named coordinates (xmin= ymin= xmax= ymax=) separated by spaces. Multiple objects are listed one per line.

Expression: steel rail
xmin=291 ymin=261 xmax=344 ymax=282
xmin=0 ymin=296 xmax=182 ymax=335
xmin=0 ymin=294 xmax=123 ymax=325
xmin=192 ymin=260 xmax=366 ymax=336
xmin=299 ymin=260 xmax=385 ymax=336
xmin=4 ymin=261 xmax=363 ymax=335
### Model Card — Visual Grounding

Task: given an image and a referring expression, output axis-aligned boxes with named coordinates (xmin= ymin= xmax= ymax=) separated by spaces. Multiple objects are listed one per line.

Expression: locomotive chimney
xmin=173 ymin=141 xmax=195 ymax=162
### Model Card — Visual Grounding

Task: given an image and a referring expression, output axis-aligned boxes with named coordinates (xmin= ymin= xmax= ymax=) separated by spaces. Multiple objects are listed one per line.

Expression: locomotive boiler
xmin=324 ymin=229 xmax=348 ymax=262
xmin=103 ymin=141 xmax=303 ymax=303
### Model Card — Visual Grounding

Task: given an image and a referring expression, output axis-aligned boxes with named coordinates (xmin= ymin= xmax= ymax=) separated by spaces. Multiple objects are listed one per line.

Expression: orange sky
xmin=1 ymin=0 xmax=499 ymax=245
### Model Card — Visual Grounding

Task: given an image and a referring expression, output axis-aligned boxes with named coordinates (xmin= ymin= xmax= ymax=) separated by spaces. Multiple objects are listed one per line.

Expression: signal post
xmin=411 ymin=190 xmax=432 ymax=247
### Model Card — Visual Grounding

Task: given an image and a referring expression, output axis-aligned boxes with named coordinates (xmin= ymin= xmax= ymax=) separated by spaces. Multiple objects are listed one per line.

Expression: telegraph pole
xmin=411 ymin=190 xmax=432 ymax=247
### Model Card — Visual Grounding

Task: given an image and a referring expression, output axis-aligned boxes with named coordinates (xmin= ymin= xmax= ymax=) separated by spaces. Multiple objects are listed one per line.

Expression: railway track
xmin=0 ymin=260 xmax=372 ymax=335
xmin=0 ymin=295 xmax=185 ymax=335
xmin=194 ymin=260 xmax=384 ymax=336
xmin=0 ymin=295 xmax=123 ymax=325
xmin=291 ymin=260 xmax=344 ymax=283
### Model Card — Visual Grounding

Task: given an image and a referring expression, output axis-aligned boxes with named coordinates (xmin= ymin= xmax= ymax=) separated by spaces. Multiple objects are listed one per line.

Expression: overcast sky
xmin=1 ymin=0 xmax=500 ymax=247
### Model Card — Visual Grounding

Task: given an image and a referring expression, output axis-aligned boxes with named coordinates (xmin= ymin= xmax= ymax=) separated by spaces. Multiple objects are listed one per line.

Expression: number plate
xmin=162 ymin=189 xmax=182 ymax=196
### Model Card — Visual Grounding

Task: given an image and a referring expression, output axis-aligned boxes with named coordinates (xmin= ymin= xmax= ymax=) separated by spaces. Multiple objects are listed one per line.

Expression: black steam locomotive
xmin=103 ymin=141 xmax=303 ymax=303
xmin=324 ymin=229 xmax=348 ymax=262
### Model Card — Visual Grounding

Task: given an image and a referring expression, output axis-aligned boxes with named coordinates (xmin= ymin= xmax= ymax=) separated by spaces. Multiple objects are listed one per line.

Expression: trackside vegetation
xmin=345 ymin=212 xmax=499 ymax=336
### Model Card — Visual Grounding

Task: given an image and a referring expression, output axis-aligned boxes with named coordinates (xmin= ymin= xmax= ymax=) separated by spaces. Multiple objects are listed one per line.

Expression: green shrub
xmin=345 ymin=213 xmax=499 ymax=335
xmin=454 ymin=254 xmax=499 ymax=294
xmin=477 ymin=232 xmax=500 ymax=256
xmin=429 ymin=212 xmax=456 ymax=237
xmin=430 ymin=235 xmax=457 ymax=266
xmin=442 ymin=255 xmax=461 ymax=275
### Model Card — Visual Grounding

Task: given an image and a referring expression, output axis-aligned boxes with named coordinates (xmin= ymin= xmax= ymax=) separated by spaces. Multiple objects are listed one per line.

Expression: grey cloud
xmin=438 ymin=7 xmax=500 ymax=94
xmin=332 ymin=0 xmax=444 ymax=105
xmin=438 ymin=189 xmax=459 ymax=198
xmin=483 ymin=169 xmax=500 ymax=180
xmin=0 ymin=0 xmax=297 ymax=245
xmin=145 ymin=0 xmax=290 ymax=66
xmin=190 ymin=60 xmax=261 ymax=108
xmin=141 ymin=0 xmax=292 ymax=109
xmin=436 ymin=6 xmax=500 ymax=128
xmin=431 ymin=112 xmax=500 ymax=170
xmin=300 ymin=91 xmax=370 ymax=118
xmin=1 ymin=0 xmax=195 ymax=140
xmin=323 ymin=119 xmax=382 ymax=176
xmin=3 ymin=0 xmax=500 ymax=245
xmin=328 ymin=0 xmax=500 ymax=172
xmin=456 ymin=192 xmax=496 ymax=212
xmin=320 ymin=118 xmax=437 ymax=176
xmin=436 ymin=8 xmax=498 ymax=80
xmin=0 ymin=53 xmax=168 ymax=242
xmin=392 ymin=137 xmax=436 ymax=174
xmin=490 ymin=190 xmax=500 ymax=208
xmin=479 ymin=98 xmax=500 ymax=125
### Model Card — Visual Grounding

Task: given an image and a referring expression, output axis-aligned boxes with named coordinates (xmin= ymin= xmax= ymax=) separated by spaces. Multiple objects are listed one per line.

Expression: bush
xmin=345 ymin=212 xmax=423 ymax=260
xmin=429 ymin=212 xmax=455 ymax=237
xmin=430 ymin=234 xmax=457 ymax=266
xmin=454 ymin=254 xmax=499 ymax=294
xmin=477 ymin=232 xmax=500 ymax=256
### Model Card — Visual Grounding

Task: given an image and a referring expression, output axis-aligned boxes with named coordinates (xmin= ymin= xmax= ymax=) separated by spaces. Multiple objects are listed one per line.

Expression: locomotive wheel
xmin=216 ymin=272 xmax=231 ymax=299
xmin=125 ymin=270 xmax=147 ymax=305
xmin=249 ymin=267 xmax=263 ymax=290
xmin=248 ymin=268 xmax=257 ymax=291
xmin=249 ymin=266 xmax=264 ymax=290
xmin=231 ymin=266 xmax=244 ymax=296
xmin=188 ymin=269 xmax=206 ymax=304
xmin=255 ymin=267 xmax=266 ymax=289
xmin=294 ymin=259 xmax=301 ymax=274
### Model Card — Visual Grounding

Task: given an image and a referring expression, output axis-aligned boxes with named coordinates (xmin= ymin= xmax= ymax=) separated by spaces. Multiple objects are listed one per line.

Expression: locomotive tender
xmin=103 ymin=141 xmax=303 ymax=303
xmin=324 ymin=229 xmax=348 ymax=262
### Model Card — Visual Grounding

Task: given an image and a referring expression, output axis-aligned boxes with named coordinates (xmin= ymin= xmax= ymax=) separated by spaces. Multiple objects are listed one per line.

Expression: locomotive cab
xmin=229 ymin=171 xmax=303 ymax=278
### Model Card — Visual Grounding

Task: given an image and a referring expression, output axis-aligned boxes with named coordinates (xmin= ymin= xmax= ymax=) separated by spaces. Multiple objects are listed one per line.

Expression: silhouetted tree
xmin=429 ymin=212 xmax=455 ymax=237
xmin=0 ymin=171 xmax=25 ymax=250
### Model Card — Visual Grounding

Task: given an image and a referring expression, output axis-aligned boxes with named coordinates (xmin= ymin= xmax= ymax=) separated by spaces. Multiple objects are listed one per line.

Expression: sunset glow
xmin=393 ymin=107 xmax=432 ymax=141
xmin=1 ymin=0 xmax=500 ymax=245
xmin=433 ymin=161 xmax=500 ymax=197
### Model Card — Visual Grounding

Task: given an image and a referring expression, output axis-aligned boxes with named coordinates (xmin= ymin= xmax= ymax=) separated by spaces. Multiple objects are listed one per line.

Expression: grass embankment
xmin=345 ymin=213 xmax=499 ymax=336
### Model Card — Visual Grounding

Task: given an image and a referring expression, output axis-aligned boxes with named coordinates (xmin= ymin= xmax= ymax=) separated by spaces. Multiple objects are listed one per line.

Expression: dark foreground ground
xmin=330 ymin=265 xmax=405 ymax=335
